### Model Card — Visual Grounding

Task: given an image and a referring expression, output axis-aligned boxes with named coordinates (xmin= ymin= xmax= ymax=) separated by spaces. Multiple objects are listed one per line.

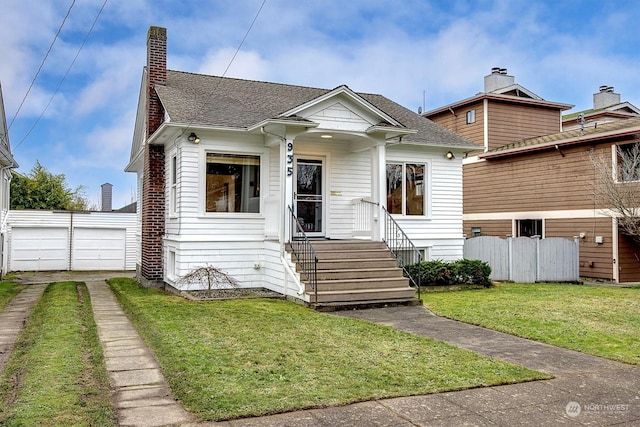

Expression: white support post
xmin=282 ymin=137 xmax=295 ymax=243
xmin=373 ymin=143 xmax=386 ymax=241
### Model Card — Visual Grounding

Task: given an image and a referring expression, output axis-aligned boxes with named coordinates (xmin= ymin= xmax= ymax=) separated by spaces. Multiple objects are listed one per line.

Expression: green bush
xmin=405 ymin=259 xmax=491 ymax=288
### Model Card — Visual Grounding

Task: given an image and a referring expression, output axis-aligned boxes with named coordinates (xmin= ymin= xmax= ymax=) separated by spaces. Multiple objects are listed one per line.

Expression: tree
xmin=10 ymin=161 xmax=89 ymax=210
xmin=590 ymin=136 xmax=640 ymax=245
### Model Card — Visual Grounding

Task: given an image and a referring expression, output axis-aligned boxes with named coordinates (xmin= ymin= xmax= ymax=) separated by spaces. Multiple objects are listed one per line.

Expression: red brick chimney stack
xmin=141 ymin=26 xmax=167 ymax=286
xmin=147 ymin=26 xmax=166 ymax=136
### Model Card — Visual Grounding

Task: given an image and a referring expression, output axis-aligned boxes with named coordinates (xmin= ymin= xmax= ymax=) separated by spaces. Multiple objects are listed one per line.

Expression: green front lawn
xmin=0 ymin=281 xmax=22 ymax=311
xmin=109 ymin=278 xmax=547 ymax=421
xmin=0 ymin=282 xmax=117 ymax=426
xmin=423 ymin=283 xmax=640 ymax=365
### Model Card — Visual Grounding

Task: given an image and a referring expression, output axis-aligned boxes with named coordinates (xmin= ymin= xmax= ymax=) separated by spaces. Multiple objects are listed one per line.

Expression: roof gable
xmin=490 ymin=83 xmax=542 ymax=100
xmin=282 ymin=85 xmax=402 ymax=129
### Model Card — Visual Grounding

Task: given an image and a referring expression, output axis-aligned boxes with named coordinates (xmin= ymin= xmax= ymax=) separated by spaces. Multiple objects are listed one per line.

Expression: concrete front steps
xmin=291 ymin=240 xmax=420 ymax=310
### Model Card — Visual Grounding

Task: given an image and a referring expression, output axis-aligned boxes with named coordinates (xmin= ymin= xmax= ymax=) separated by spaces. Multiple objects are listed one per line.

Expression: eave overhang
xmin=365 ymin=125 xmax=417 ymax=140
xmin=424 ymin=93 xmax=573 ymax=117
xmin=247 ymin=118 xmax=319 ymax=133
xmin=481 ymin=125 xmax=640 ymax=160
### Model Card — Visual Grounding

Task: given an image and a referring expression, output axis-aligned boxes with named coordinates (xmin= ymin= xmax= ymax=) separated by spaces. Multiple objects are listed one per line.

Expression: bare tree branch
xmin=177 ymin=264 xmax=240 ymax=298
xmin=589 ymin=135 xmax=640 ymax=244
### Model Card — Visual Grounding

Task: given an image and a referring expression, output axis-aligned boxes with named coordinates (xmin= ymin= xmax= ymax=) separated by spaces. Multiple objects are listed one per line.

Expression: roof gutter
xmin=481 ymin=125 xmax=640 ymax=160
xmin=424 ymin=93 xmax=573 ymax=117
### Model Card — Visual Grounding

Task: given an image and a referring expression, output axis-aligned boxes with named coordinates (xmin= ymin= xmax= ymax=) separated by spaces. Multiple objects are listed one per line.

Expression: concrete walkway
xmin=85 ymin=278 xmax=194 ymax=427
xmin=0 ymin=284 xmax=45 ymax=373
xmin=3 ymin=273 xmax=638 ymax=426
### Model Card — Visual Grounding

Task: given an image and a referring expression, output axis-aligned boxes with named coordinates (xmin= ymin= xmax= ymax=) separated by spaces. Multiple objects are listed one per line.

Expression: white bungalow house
xmin=126 ymin=26 xmax=478 ymax=306
xmin=0 ymin=82 xmax=19 ymax=278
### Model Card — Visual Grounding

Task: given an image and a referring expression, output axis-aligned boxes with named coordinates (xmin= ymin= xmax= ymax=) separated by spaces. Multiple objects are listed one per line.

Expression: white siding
xmin=387 ymin=145 xmax=465 ymax=261
xmin=7 ymin=210 xmax=137 ymax=272
xmin=308 ymin=102 xmax=372 ymax=132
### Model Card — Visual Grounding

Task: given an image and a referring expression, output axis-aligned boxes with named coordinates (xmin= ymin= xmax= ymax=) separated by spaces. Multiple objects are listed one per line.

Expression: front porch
xmin=287 ymin=239 xmax=421 ymax=310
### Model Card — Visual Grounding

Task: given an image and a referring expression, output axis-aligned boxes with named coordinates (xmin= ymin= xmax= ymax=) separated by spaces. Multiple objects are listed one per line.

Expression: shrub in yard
xmin=455 ymin=259 xmax=492 ymax=287
xmin=405 ymin=259 xmax=491 ymax=287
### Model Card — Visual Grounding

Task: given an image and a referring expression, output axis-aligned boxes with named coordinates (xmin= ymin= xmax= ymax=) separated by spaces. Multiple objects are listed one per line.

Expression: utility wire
xmin=13 ymin=0 xmax=109 ymax=152
xmin=8 ymin=0 xmax=76 ymax=131
xmin=179 ymin=0 xmax=267 ymax=138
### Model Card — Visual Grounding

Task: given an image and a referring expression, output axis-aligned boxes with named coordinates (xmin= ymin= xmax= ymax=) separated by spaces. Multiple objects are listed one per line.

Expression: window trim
xmin=466 ymin=109 xmax=476 ymax=124
xmin=385 ymin=159 xmax=431 ymax=218
xmin=169 ymin=153 xmax=177 ymax=216
xmin=200 ymin=147 xmax=266 ymax=217
xmin=614 ymin=142 xmax=640 ymax=183
xmin=515 ymin=219 xmax=544 ymax=238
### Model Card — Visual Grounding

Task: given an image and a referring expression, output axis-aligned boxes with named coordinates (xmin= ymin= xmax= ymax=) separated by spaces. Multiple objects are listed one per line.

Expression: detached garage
xmin=72 ymin=228 xmax=127 ymax=270
xmin=10 ymin=227 xmax=69 ymax=271
xmin=5 ymin=210 xmax=137 ymax=273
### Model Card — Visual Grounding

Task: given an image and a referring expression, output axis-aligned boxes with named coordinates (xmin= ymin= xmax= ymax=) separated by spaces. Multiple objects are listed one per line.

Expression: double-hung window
xmin=386 ymin=162 xmax=426 ymax=216
xmin=205 ymin=153 xmax=260 ymax=213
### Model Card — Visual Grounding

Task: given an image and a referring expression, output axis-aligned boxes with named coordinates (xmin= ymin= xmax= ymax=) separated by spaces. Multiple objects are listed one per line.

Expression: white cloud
xmin=197 ymin=48 xmax=270 ymax=80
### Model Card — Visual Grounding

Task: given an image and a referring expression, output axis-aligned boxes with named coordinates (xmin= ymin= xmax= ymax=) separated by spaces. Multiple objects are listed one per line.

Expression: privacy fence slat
xmin=464 ymin=236 xmax=579 ymax=282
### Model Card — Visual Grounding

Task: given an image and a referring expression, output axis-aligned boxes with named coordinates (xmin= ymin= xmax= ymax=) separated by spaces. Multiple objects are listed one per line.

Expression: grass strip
xmin=109 ymin=278 xmax=547 ymax=421
xmin=0 ymin=282 xmax=117 ymax=426
xmin=0 ymin=281 xmax=22 ymax=312
xmin=423 ymin=283 xmax=640 ymax=365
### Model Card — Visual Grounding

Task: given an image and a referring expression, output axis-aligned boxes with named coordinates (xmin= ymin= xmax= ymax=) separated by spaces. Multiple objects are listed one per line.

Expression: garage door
xmin=10 ymin=227 xmax=69 ymax=271
xmin=72 ymin=228 xmax=126 ymax=270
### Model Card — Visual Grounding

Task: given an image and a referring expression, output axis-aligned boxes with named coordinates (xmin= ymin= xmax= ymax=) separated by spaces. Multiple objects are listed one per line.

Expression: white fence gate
xmin=5 ymin=210 xmax=137 ymax=272
xmin=463 ymin=236 xmax=580 ymax=282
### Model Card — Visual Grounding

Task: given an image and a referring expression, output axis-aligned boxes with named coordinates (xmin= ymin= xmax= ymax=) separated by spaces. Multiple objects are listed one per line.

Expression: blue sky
xmin=1 ymin=0 xmax=639 ymax=209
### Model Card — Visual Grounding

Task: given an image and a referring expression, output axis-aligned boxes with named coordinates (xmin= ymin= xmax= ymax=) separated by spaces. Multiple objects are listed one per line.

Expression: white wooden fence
xmin=4 ymin=210 xmax=137 ymax=273
xmin=463 ymin=236 xmax=580 ymax=282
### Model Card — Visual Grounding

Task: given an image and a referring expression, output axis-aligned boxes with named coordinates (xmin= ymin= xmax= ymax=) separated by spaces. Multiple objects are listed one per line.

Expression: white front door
xmin=294 ymin=157 xmax=325 ymax=237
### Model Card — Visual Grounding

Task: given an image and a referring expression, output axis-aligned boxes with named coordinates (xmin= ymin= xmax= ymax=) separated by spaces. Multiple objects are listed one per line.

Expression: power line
xmin=8 ymin=0 xmax=77 ymax=131
xmin=13 ymin=0 xmax=109 ymax=152
xmin=179 ymin=0 xmax=267 ymax=139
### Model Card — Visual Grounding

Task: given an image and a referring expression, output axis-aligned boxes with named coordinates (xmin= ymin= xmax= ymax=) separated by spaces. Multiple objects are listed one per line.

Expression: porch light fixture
xmin=188 ymin=132 xmax=201 ymax=144
xmin=445 ymin=151 xmax=455 ymax=159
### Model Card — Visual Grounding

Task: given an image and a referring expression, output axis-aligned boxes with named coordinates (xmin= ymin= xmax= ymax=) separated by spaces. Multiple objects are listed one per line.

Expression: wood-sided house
xmin=126 ymin=26 xmax=478 ymax=305
xmin=0 ymin=82 xmax=19 ymax=278
xmin=425 ymin=68 xmax=640 ymax=282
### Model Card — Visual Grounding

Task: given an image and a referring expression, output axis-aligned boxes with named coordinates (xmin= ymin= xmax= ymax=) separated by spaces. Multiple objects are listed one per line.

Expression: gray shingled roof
xmin=154 ymin=70 xmax=479 ymax=149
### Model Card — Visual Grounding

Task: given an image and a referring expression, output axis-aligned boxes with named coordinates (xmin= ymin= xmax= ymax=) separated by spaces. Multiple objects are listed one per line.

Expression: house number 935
xmin=286 ymin=142 xmax=294 ymax=176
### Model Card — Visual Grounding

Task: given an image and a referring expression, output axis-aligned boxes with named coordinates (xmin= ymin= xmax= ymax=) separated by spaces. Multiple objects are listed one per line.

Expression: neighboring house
xmin=0 ymin=82 xmax=19 ymax=278
xmin=126 ymin=26 xmax=478 ymax=305
xmin=423 ymin=68 xmax=573 ymax=153
xmin=425 ymin=69 xmax=640 ymax=283
xmin=562 ymin=86 xmax=640 ymax=131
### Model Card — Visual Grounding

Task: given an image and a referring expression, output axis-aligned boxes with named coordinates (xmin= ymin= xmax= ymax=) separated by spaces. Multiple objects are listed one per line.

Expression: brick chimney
xmin=141 ymin=26 xmax=167 ymax=286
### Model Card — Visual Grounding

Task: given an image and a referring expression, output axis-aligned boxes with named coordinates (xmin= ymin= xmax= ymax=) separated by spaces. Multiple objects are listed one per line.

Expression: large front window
xmin=206 ymin=153 xmax=260 ymax=213
xmin=386 ymin=163 xmax=425 ymax=215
